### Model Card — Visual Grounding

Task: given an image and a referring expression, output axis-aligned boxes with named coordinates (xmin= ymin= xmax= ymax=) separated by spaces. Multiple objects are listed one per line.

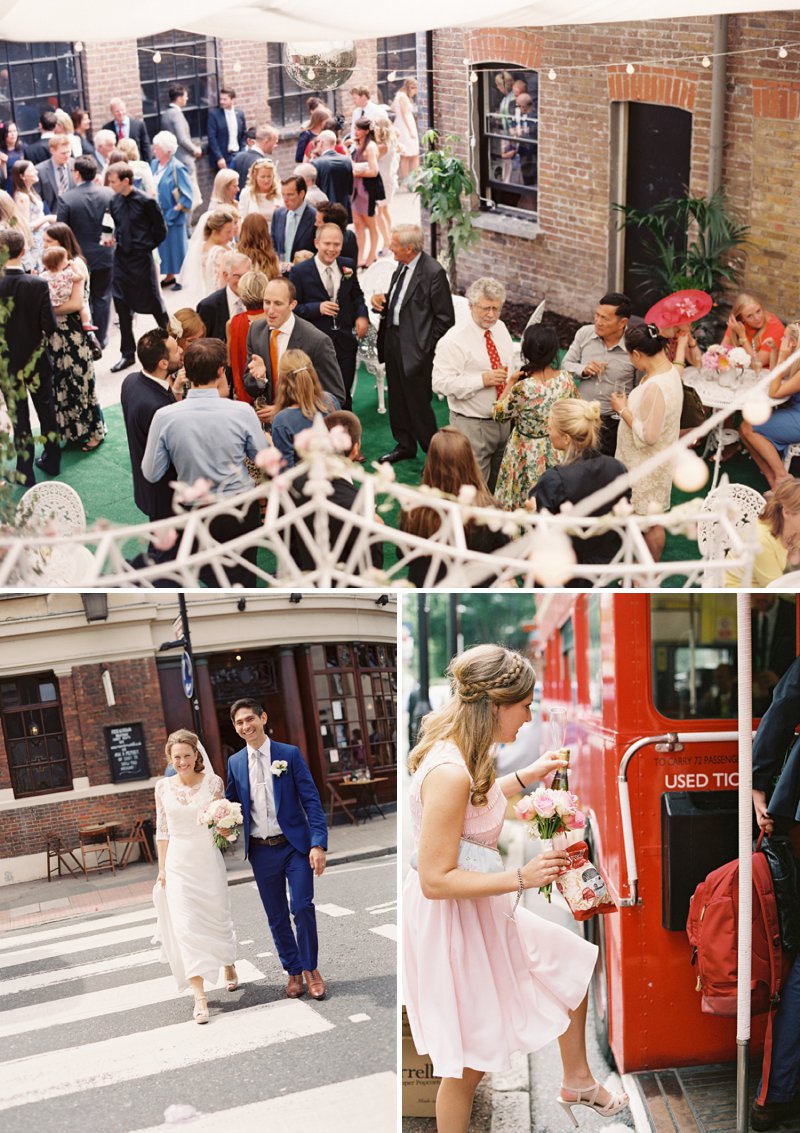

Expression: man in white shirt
xmin=92 ymin=129 xmax=118 ymax=174
xmin=103 ymin=97 xmax=151 ymax=162
xmin=432 ymin=277 xmax=514 ymax=491
xmin=197 ymin=251 xmax=252 ymax=342
xmin=348 ymin=85 xmax=381 ymax=138
xmin=207 ymin=87 xmax=246 ymax=171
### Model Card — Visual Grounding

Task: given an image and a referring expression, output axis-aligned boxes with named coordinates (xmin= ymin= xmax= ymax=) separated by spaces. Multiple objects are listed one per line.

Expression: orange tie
xmin=270 ymin=329 xmax=280 ymax=390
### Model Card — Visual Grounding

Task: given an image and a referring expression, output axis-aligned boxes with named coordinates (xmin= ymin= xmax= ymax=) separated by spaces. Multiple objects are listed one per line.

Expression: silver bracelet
xmin=506 ymin=867 xmax=524 ymax=920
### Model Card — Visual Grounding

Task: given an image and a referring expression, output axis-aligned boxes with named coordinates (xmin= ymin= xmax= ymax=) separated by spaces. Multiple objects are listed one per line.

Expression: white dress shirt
xmin=224 ymin=107 xmax=239 ymax=153
xmin=142 ymin=369 xmax=172 ymax=392
xmin=247 ymin=738 xmax=283 ymax=838
xmin=390 ymin=253 xmax=421 ymax=326
xmin=272 ymin=313 xmax=296 ymax=367
xmin=315 ymin=255 xmax=341 ymax=299
xmin=226 ymin=285 xmax=245 ymax=319
xmin=432 ymin=316 xmax=515 ymax=418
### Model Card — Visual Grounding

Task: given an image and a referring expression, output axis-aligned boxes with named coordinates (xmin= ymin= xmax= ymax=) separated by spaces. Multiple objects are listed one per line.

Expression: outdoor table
xmin=77 ymin=822 xmax=120 ymax=876
xmin=682 ymin=366 xmax=785 ymax=491
xmin=341 ymin=776 xmax=388 ymax=823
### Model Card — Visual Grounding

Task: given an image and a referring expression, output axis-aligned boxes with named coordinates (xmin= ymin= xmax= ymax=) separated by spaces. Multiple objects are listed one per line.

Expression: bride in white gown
xmin=153 ymin=729 xmax=238 ymax=1024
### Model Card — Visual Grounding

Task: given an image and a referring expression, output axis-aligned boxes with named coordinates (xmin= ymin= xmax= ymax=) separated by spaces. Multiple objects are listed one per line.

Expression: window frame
xmin=477 ymin=64 xmax=540 ymax=220
xmin=0 ymin=41 xmax=86 ymax=143
xmin=137 ymin=30 xmax=219 ymax=142
xmin=377 ymin=34 xmax=417 ymax=106
xmin=0 ymin=671 xmax=72 ymax=799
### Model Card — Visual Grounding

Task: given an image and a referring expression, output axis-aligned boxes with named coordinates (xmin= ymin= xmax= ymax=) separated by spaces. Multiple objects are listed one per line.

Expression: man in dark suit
xmin=374 ymin=223 xmax=455 ymax=463
xmin=120 ymin=328 xmax=181 ymax=525
xmin=271 ymin=176 xmax=317 ymax=271
xmin=35 ymin=135 xmax=73 ymax=215
xmin=226 ymin=697 xmax=328 ymax=1000
xmin=289 ymin=411 xmax=383 ymax=575
xmin=315 ymin=202 xmax=358 ymax=263
xmin=233 ymin=123 xmax=278 ymax=189
xmin=207 ymin=87 xmax=247 ymax=172
xmin=290 ymin=223 xmax=368 ymax=410
xmin=0 ymin=229 xmax=61 ymax=486
xmin=24 ymin=110 xmax=57 ymax=166
xmin=246 ymin=277 xmax=345 ymax=414
xmin=103 ymin=98 xmax=151 ymax=162
xmin=312 ymin=131 xmax=353 ymax=216
xmin=197 ymin=250 xmax=251 ymax=343
xmin=56 ymin=155 xmax=114 ymax=348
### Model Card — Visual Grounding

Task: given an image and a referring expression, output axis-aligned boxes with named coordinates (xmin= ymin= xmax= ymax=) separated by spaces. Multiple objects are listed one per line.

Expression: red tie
xmin=485 ymin=329 xmax=502 ymax=369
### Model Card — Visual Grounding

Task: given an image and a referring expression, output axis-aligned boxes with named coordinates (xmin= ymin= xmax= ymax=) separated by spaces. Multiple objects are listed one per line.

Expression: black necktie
xmin=387 ymin=264 xmax=408 ymax=319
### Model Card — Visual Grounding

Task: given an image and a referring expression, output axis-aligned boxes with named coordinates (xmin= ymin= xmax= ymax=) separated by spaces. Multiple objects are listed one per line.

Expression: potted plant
xmin=412 ymin=130 xmax=479 ymax=291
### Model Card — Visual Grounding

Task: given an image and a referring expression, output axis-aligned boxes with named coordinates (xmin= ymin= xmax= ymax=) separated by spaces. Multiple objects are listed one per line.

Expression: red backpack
xmin=686 ymin=832 xmax=789 ymax=1106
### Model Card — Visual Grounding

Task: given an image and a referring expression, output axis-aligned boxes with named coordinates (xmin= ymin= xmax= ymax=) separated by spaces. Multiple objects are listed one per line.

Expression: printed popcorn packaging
xmin=555 ymin=840 xmax=617 ymax=921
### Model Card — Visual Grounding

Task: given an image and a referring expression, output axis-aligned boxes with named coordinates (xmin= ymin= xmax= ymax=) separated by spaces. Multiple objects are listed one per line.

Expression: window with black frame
xmin=0 ymin=672 xmax=71 ymax=797
xmin=0 ymin=41 xmax=86 ymax=142
xmin=479 ymin=65 xmax=539 ymax=217
xmin=267 ymin=43 xmax=325 ymax=128
xmin=137 ymin=31 xmax=219 ymax=141
xmin=377 ymin=34 xmax=417 ymax=106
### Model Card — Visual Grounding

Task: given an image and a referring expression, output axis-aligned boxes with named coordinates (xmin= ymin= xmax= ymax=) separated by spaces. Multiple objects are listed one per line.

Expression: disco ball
xmin=282 ymin=41 xmax=357 ymax=91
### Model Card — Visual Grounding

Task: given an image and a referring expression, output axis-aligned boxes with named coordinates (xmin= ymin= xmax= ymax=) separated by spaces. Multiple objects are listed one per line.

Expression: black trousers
xmin=385 ymin=325 xmax=437 ymax=455
xmin=334 ymin=339 xmax=358 ymax=411
xmin=113 ymin=253 xmax=169 ymax=357
xmin=14 ymin=368 xmax=61 ymax=485
xmin=599 ymin=414 xmax=620 ymax=458
xmin=87 ymin=265 xmax=113 ymax=348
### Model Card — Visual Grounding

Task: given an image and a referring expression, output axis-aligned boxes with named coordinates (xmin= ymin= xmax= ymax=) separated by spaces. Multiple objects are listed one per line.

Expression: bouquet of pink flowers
xmin=197 ymin=798 xmax=243 ymax=851
xmin=701 ymin=343 xmax=751 ymax=373
xmin=513 ymin=787 xmax=585 ymax=901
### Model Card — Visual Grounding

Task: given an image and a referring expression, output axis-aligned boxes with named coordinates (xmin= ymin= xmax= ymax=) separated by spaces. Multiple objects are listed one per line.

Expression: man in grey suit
xmin=57 ymin=155 xmax=114 ymax=348
xmin=245 ymin=277 xmax=345 ymax=420
xmin=161 ymin=84 xmax=202 ymax=206
xmin=35 ymin=135 xmax=74 ymax=215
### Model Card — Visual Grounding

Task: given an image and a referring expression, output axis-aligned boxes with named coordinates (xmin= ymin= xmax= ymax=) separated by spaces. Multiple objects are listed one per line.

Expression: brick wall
xmin=1 ymin=788 xmax=155 ymax=860
xmin=81 ymin=41 xmax=143 ymax=126
xmin=433 ymin=12 xmax=800 ymax=323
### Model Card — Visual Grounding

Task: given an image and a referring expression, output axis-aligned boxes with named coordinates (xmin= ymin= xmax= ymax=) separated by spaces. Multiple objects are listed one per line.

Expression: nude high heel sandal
xmin=193 ymin=995 xmax=209 ymax=1024
xmin=224 ymin=965 xmax=239 ymax=992
xmin=556 ymin=1083 xmax=629 ymax=1126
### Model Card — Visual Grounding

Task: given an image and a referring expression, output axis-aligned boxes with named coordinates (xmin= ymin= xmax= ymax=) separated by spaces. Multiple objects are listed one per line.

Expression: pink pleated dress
xmin=403 ymin=741 xmax=598 ymax=1080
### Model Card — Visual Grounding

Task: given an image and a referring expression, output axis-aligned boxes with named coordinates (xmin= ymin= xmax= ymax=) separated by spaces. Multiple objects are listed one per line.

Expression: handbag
xmin=680 ymin=382 xmax=708 ymax=429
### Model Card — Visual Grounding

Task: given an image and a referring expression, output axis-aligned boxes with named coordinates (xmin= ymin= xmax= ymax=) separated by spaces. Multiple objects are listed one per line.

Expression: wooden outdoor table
xmin=341 ymin=776 xmax=388 ymax=823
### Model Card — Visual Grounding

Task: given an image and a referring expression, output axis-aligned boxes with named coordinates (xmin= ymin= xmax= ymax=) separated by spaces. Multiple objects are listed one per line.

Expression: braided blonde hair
xmin=409 ymin=645 xmax=535 ymax=806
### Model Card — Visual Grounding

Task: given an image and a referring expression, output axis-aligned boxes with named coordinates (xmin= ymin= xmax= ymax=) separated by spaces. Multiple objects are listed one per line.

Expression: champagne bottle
xmin=551 ymin=747 xmax=570 ymax=792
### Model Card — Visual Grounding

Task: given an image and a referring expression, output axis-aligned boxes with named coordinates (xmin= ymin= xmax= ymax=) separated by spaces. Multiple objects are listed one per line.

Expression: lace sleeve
xmin=210 ymin=773 xmax=225 ymax=801
xmin=155 ymin=779 xmax=169 ymax=840
xmin=631 ymin=381 xmax=666 ymax=448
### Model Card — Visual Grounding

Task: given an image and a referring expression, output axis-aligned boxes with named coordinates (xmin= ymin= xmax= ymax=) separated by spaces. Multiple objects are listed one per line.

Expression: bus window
xmin=651 ymin=594 xmax=796 ymax=720
xmin=561 ymin=618 xmax=577 ymax=708
xmin=587 ymin=597 xmax=602 ymax=714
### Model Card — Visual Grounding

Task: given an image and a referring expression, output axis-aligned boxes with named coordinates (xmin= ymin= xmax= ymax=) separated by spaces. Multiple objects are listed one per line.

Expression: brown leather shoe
xmin=286 ymin=973 xmax=305 ymax=998
xmin=303 ymin=968 xmax=326 ymax=1000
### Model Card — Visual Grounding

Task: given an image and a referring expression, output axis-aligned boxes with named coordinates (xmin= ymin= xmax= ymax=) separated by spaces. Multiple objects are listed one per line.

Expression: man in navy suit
xmin=271 ymin=176 xmax=317 ymax=271
xmin=57 ymin=154 xmax=114 ymax=348
xmin=312 ymin=131 xmax=353 ymax=216
xmin=207 ymin=87 xmax=247 ymax=172
xmin=226 ymin=697 xmax=328 ymax=1000
xmin=103 ymin=98 xmax=151 ymax=163
xmin=0 ymin=228 xmax=60 ymax=486
xmin=290 ymin=223 xmax=369 ymax=409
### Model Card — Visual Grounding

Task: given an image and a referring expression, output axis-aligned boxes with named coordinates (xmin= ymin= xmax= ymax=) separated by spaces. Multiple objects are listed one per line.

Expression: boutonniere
xmin=341 ymin=267 xmax=353 ymax=280
xmin=271 ymin=760 xmax=289 ymax=777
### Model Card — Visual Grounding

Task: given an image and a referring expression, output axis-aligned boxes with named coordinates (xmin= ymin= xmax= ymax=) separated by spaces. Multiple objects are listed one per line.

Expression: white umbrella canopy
xmin=0 ymin=0 xmax=799 ymax=42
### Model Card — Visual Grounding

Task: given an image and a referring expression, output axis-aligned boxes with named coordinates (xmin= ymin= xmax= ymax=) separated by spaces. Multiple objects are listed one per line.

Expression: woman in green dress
xmin=492 ymin=324 xmax=578 ymax=510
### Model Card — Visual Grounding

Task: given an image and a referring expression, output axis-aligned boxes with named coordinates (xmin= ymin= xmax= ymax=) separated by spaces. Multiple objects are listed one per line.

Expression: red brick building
xmin=431 ymin=11 xmax=800 ymax=320
xmin=0 ymin=593 xmax=397 ymax=884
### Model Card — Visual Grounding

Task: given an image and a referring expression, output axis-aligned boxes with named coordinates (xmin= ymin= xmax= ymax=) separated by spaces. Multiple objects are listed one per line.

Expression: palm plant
xmin=611 ymin=189 xmax=750 ymax=302
xmin=412 ymin=130 xmax=479 ymax=291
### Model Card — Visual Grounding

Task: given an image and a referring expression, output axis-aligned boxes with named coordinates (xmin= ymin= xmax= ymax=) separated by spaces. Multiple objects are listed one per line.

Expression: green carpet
xmin=12 ymin=375 xmax=767 ymax=587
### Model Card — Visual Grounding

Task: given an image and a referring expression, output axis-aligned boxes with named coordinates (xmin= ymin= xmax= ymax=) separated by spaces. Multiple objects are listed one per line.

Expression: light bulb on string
xmin=462 ymin=57 xmax=470 ymax=66
xmin=742 ymin=393 xmax=773 ymax=427
xmin=548 ymin=68 xmax=557 ymax=81
xmin=387 ymin=71 xmax=397 ymax=82
xmin=233 ymin=60 xmax=242 ymax=73
xmin=626 ymin=63 xmax=635 ymax=75
xmin=74 ymin=41 xmax=83 ymax=54
xmin=469 ymin=71 xmax=478 ymax=84
xmin=779 ymin=45 xmax=788 ymax=59
xmin=307 ymin=68 xmax=315 ymax=80
xmin=152 ymin=51 xmax=162 ymax=64
xmin=672 ymin=450 xmax=709 ymax=493
xmin=702 ymin=56 xmax=711 ymax=68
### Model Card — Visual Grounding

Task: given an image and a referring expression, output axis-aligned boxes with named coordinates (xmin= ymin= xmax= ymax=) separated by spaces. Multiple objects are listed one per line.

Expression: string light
xmin=152 ymin=51 xmax=162 ymax=64
xmin=779 ymin=45 xmax=788 ymax=59
xmin=626 ymin=63 xmax=635 ymax=75
xmin=548 ymin=68 xmax=557 ymax=81
xmin=387 ymin=70 xmax=397 ymax=82
xmin=469 ymin=71 xmax=479 ymax=83
xmin=702 ymin=56 xmax=711 ymax=68
xmin=233 ymin=60 xmax=242 ymax=73
xmin=307 ymin=68 xmax=316 ymax=80
xmin=74 ymin=41 xmax=83 ymax=54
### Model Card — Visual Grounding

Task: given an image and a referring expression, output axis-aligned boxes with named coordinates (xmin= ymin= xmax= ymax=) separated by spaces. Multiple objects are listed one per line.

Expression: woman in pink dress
xmin=403 ymin=645 xmax=628 ymax=1132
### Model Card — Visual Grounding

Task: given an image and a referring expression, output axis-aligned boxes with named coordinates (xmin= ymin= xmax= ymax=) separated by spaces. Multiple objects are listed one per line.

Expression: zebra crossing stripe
xmin=0 ymin=948 xmax=162 ymax=999
xmin=126 ymin=1072 xmax=396 ymax=1133
xmin=370 ymin=924 xmax=398 ymax=941
xmin=0 ymin=959 xmax=266 ymax=1039
xmin=0 ymin=924 xmax=158 ymax=971
xmin=0 ymin=908 xmax=157 ymax=951
xmin=0 ymin=1000 xmax=334 ymax=1110
xmin=316 ymin=904 xmax=355 ymax=917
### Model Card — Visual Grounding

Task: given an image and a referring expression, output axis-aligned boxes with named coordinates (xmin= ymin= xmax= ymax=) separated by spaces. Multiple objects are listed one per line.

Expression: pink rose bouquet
xmin=198 ymin=798 xmax=243 ymax=851
xmin=513 ymin=787 xmax=586 ymax=901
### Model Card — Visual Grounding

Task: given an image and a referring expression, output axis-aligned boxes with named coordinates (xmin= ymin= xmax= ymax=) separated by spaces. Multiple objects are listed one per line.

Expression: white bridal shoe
xmin=556 ymin=1082 xmax=629 ymax=1126
xmin=193 ymin=995 xmax=209 ymax=1024
xmin=224 ymin=965 xmax=239 ymax=992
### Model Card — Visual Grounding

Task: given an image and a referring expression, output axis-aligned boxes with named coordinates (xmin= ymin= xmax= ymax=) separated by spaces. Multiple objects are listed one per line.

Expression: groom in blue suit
xmin=226 ymin=697 xmax=329 ymax=999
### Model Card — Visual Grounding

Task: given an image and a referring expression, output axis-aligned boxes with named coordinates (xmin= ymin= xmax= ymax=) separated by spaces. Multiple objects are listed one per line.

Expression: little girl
xmin=41 ymin=245 xmax=101 ymax=354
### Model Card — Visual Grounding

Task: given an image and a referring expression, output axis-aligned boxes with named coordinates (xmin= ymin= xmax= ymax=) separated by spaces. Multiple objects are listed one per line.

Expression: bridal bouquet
xmin=198 ymin=798 xmax=243 ymax=851
xmin=513 ymin=787 xmax=585 ymax=902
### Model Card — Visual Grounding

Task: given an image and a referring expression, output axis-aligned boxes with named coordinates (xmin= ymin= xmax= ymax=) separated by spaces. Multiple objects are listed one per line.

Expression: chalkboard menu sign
xmin=105 ymin=723 xmax=149 ymax=783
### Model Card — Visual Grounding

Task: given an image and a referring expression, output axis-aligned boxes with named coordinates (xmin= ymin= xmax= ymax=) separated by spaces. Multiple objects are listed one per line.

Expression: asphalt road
xmin=0 ymin=856 xmax=397 ymax=1133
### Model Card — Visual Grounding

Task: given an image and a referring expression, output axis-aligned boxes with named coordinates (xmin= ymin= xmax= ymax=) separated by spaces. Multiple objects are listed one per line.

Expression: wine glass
xmin=549 ymin=706 xmax=568 ymax=751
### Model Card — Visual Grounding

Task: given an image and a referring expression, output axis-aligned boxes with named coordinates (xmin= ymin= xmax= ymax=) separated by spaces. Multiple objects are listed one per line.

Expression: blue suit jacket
xmin=207 ymin=106 xmax=247 ymax=169
xmin=289 ymin=255 xmax=368 ymax=340
xmin=271 ymin=203 xmax=318 ymax=262
xmin=752 ymin=654 xmax=800 ymax=823
xmin=226 ymin=739 xmax=328 ymax=858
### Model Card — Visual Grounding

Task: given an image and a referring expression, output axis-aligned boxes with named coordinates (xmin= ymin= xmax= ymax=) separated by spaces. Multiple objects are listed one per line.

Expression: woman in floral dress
xmin=43 ymin=225 xmax=105 ymax=450
xmin=492 ymin=324 xmax=578 ymax=509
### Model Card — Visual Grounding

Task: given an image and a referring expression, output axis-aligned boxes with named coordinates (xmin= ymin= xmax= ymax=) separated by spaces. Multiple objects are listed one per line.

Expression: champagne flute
xmin=549 ymin=706 xmax=567 ymax=751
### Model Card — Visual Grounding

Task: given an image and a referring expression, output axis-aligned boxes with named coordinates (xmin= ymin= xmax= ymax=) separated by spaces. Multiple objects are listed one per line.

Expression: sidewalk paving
xmin=0 ymin=810 xmax=396 ymax=932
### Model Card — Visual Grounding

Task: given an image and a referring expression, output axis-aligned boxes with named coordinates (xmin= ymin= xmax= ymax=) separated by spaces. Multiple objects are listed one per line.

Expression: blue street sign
xmin=181 ymin=651 xmax=193 ymax=699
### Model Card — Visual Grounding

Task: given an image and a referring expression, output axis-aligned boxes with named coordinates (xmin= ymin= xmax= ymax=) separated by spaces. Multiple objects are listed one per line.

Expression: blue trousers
xmin=249 ymin=841 xmax=318 ymax=975
xmin=760 ymin=953 xmax=800 ymax=1102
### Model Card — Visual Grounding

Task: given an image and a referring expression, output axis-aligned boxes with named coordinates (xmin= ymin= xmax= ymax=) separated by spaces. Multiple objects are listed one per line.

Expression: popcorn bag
xmin=555 ymin=841 xmax=617 ymax=921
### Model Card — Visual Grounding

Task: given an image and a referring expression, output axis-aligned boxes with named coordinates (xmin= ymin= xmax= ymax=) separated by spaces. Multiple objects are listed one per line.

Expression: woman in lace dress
xmin=403 ymin=645 xmax=628 ymax=1132
xmin=154 ymin=729 xmax=238 ymax=1024
xmin=610 ymin=322 xmax=684 ymax=562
